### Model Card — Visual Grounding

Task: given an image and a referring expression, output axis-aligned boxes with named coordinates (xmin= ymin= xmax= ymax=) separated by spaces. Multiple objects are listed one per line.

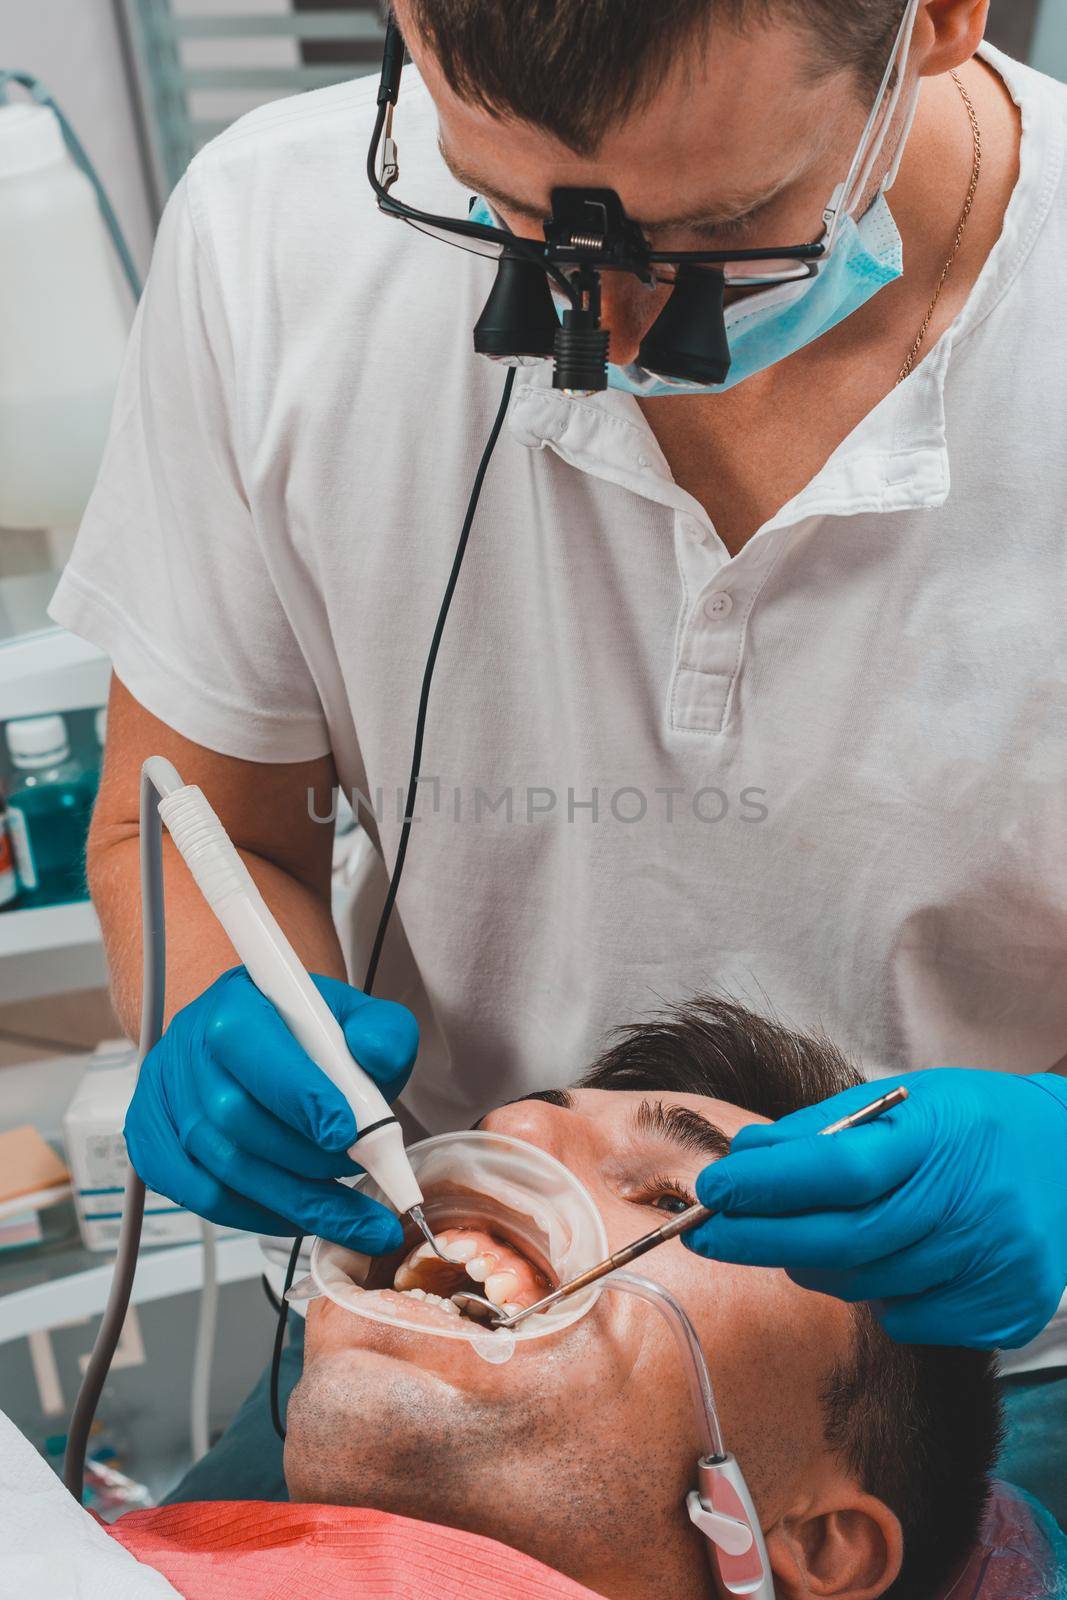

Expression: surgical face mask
xmin=612 ymin=188 xmax=906 ymax=396
xmin=618 ymin=9 xmax=924 ymax=397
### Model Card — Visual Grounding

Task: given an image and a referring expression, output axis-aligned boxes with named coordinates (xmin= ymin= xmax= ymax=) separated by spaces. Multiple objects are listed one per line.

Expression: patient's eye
xmin=626 ymin=1172 xmax=697 ymax=1215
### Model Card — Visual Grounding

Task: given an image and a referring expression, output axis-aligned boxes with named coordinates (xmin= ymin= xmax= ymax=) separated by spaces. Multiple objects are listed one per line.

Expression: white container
xmin=0 ymin=103 xmax=132 ymax=531
xmin=63 ymin=1058 xmax=207 ymax=1251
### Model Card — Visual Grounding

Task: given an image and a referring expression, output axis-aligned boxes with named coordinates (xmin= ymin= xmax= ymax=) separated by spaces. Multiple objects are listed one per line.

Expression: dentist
xmin=53 ymin=0 xmax=1067 ymax=1405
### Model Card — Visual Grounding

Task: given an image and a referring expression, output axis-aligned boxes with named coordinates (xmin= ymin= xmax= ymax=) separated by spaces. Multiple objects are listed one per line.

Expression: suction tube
xmin=608 ymin=1272 xmax=724 ymax=1460
xmin=607 ymin=1275 xmax=774 ymax=1600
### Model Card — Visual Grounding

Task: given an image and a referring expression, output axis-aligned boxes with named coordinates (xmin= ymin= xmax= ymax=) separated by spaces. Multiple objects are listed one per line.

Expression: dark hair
xmin=580 ymin=995 xmax=1002 ymax=1600
xmin=404 ymin=0 xmax=909 ymax=155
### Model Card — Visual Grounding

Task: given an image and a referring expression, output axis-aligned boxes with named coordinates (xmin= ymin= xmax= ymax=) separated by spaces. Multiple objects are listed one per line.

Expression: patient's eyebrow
xmin=631 ymin=1099 xmax=731 ymax=1161
xmin=473 ymin=1088 xmax=574 ymax=1126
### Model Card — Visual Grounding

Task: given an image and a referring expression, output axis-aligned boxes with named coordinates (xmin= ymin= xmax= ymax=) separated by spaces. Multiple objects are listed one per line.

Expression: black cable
xmin=363 ymin=365 xmax=517 ymax=992
xmin=269 ymin=1236 xmax=304 ymax=1441
xmin=267 ymin=366 xmax=517 ymax=1441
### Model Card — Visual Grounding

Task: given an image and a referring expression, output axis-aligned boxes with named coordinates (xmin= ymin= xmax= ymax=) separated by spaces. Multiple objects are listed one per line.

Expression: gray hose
xmin=63 ymin=764 xmax=169 ymax=1497
xmin=190 ymin=1219 xmax=218 ymax=1460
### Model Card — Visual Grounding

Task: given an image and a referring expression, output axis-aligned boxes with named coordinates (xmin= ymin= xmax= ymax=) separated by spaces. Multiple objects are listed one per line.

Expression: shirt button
xmin=704 ymin=591 xmax=733 ymax=621
xmin=637 ymin=454 xmax=651 ymax=468
xmin=682 ymin=517 xmax=707 ymax=544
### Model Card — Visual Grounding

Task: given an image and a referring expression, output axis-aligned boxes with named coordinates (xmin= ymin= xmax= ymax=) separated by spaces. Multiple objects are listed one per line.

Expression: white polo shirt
xmin=51 ymin=45 xmax=1067 ymax=1356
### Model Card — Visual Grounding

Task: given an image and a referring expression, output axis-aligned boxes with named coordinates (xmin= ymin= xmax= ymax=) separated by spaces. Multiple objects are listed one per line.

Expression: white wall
xmin=1 ymin=0 xmax=156 ymax=282
xmin=0 ymin=0 xmax=156 ymax=582
xmin=1032 ymin=0 xmax=1067 ymax=82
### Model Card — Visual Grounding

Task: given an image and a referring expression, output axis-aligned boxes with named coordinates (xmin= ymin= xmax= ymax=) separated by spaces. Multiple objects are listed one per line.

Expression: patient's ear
xmin=765 ymin=1491 xmax=904 ymax=1600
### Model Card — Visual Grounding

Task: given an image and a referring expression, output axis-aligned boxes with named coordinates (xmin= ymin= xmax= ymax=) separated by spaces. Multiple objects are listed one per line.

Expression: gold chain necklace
xmin=897 ymin=70 xmax=983 ymax=385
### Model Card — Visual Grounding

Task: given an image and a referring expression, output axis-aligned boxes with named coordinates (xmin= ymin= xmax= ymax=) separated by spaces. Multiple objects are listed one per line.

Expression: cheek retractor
xmin=287 ymin=1129 xmax=610 ymax=1363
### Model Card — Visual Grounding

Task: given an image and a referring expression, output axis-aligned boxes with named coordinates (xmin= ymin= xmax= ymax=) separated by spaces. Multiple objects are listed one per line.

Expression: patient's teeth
xmin=393 ymin=1263 xmax=418 ymax=1290
xmin=466 ymin=1254 xmax=496 ymax=1282
xmin=390 ymin=1285 xmax=464 ymax=1319
xmin=501 ymin=1303 xmax=522 ymax=1317
xmin=410 ymin=1242 xmax=436 ymax=1264
xmin=442 ymin=1236 xmax=478 ymax=1264
xmin=485 ymin=1270 xmax=520 ymax=1305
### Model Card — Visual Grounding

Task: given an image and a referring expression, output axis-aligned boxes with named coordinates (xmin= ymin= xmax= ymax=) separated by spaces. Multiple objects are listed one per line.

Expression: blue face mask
xmin=613 ymin=190 xmax=905 ymax=396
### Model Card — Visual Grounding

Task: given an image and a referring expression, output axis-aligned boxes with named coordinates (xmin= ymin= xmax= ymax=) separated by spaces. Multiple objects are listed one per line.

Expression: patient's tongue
xmin=393 ymin=1226 xmax=551 ymax=1308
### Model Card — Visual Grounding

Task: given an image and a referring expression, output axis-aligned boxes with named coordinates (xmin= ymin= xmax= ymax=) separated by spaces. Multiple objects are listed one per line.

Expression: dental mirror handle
xmin=154 ymin=779 xmax=424 ymax=1217
xmin=487 ymin=1202 xmax=715 ymax=1328
xmin=495 ymin=1085 xmax=910 ymax=1330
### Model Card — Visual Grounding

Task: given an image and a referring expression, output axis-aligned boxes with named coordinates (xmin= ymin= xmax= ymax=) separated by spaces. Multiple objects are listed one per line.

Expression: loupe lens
xmin=402 ymin=216 xmax=504 ymax=259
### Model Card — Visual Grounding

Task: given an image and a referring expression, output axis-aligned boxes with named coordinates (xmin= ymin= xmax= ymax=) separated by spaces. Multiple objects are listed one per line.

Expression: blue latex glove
xmin=685 ymin=1069 xmax=1067 ymax=1349
xmin=125 ymin=966 xmax=418 ymax=1252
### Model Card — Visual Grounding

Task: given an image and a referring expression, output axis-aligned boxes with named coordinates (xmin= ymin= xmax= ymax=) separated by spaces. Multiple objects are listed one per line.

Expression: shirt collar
xmin=506 ymin=339 xmax=951 ymax=533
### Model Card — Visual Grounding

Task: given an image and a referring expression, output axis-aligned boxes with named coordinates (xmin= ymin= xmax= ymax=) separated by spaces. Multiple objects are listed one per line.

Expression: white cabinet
xmin=0 ymin=614 xmax=110 ymax=1001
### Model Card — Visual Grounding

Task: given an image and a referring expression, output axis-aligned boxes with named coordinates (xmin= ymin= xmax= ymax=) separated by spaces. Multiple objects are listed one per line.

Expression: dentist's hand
xmin=125 ymin=966 xmax=418 ymax=1252
xmin=685 ymin=1070 xmax=1067 ymax=1349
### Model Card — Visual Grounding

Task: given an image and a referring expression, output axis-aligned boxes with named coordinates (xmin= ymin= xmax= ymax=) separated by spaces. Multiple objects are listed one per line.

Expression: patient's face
xmin=286 ymin=1091 xmax=877 ymax=1599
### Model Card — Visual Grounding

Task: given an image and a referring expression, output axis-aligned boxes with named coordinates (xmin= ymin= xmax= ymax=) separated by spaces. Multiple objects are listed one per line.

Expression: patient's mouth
xmin=315 ymin=1190 xmax=564 ymax=1342
xmin=392 ymin=1226 xmax=552 ymax=1320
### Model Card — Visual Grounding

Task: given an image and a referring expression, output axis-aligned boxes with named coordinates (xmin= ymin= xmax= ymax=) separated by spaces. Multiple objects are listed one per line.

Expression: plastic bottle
xmin=0 ymin=102 xmax=131 ymax=529
xmin=5 ymin=715 xmax=93 ymax=907
xmin=0 ymin=787 xmax=17 ymax=909
xmin=78 ymin=704 xmax=108 ymax=811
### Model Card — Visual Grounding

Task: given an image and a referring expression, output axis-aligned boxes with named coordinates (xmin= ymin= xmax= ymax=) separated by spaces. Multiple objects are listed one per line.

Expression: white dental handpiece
xmin=148 ymin=760 xmax=424 ymax=1221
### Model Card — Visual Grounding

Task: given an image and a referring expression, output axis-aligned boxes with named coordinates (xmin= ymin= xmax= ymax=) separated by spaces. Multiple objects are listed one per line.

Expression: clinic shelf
xmin=0 ymin=618 xmax=110 ymax=721
xmin=0 ymin=1230 xmax=265 ymax=1346
xmin=0 ymin=900 xmax=107 ymax=1004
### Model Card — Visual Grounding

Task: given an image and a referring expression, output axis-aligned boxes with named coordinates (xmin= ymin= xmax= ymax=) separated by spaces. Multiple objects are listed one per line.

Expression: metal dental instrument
xmin=462 ymin=1085 xmax=910 ymax=1331
xmin=406 ymin=1207 xmax=501 ymax=1318
xmin=408 ymin=1205 xmax=465 ymax=1266
xmin=818 ymin=1084 xmax=910 ymax=1137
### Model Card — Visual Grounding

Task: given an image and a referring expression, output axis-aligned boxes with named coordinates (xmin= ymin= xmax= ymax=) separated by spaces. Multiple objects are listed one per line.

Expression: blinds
xmin=118 ymin=1 xmax=387 ymax=205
